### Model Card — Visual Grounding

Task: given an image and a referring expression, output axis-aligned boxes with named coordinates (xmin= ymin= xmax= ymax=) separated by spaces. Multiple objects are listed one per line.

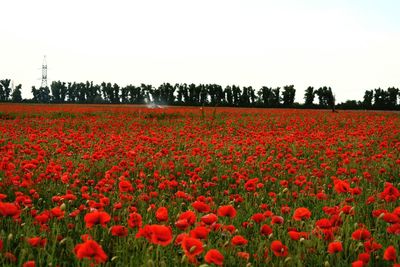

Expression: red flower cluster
xmin=0 ymin=105 xmax=399 ymax=266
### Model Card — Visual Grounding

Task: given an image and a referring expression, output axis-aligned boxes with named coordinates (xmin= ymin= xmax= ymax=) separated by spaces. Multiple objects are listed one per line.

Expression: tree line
xmin=1 ymin=79 xmax=399 ymax=110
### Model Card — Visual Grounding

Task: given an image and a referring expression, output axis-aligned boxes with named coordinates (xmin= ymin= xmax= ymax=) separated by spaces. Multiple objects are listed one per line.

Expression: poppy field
xmin=0 ymin=104 xmax=399 ymax=267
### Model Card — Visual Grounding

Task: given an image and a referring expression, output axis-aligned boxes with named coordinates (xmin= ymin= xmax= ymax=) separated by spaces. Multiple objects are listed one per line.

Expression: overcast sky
xmin=1 ymin=0 xmax=399 ymax=102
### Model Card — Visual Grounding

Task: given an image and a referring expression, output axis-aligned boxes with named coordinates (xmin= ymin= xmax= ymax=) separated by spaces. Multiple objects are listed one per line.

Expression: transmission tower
xmin=41 ymin=55 xmax=47 ymax=88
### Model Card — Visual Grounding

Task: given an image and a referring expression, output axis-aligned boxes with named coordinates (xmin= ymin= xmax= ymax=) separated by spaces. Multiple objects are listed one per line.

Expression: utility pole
xmin=41 ymin=55 xmax=47 ymax=88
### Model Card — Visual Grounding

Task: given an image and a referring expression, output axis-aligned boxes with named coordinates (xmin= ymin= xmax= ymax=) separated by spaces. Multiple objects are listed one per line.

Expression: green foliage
xmin=0 ymin=79 xmax=12 ymax=101
xmin=11 ymin=84 xmax=23 ymax=103
xmin=304 ymin=86 xmax=315 ymax=106
xmin=281 ymin=85 xmax=296 ymax=107
xmin=1 ymin=76 xmax=400 ymax=110
xmin=0 ymin=111 xmax=17 ymax=120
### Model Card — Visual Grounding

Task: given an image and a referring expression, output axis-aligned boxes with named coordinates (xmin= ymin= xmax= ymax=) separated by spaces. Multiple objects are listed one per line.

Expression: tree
xmin=258 ymin=86 xmax=272 ymax=107
xmin=11 ymin=84 xmax=22 ymax=102
xmin=315 ymin=87 xmax=327 ymax=106
xmin=240 ymin=87 xmax=250 ymax=106
xmin=248 ymin=86 xmax=256 ymax=105
xmin=281 ymin=85 xmax=296 ymax=107
xmin=60 ymin=82 xmax=68 ymax=102
xmin=208 ymin=84 xmax=224 ymax=106
xmin=177 ymin=84 xmax=188 ymax=104
xmin=363 ymin=90 xmax=373 ymax=109
xmin=125 ymin=85 xmax=145 ymax=104
xmin=32 ymin=86 xmax=50 ymax=103
xmin=77 ymin=82 xmax=86 ymax=103
xmin=337 ymin=100 xmax=361 ymax=110
xmin=140 ymin=84 xmax=152 ymax=103
xmin=86 ymin=81 xmax=101 ymax=103
xmin=373 ymin=88 xmax=389 ymax=109
xmin=199 ymin=84 xmax=208 ymax=106
xmin=51 ymin=81 xmax=64 ymax=103
xmin=188 ymin=84 xmax=196 ymax=105
xmin=315 ymin=87 xmax=335 ymax=111
xmin=232 ymin=85 xmax=241 ymax=106
xmin=326 ymin=87 xmax=336 ymax=112
xmin=270 ymin=87 xmax=280 ymax=106
xmin=224 ymin=86 xmax=233 ymax=106
xmin=0 ymin=79 xmax=12 ymax=101
xmin=121 ymin=86 xmax=129 ymax=104
xmin=101 ymin=82 xmax=114 ymax=103
xmin=158 ymin=83 xmax=175 ymax=105
xmin=304 ymin=86 xmax=315 ymax=106
xmin=387 ymin=87 xmax=399 ymax=108
xmin=31 ymin=86 xmax=39 ymax=102
xmin=67 ymin=82 xmax=78 ymax=102
xmin=112 ymin=83 xmax=120 ymax=104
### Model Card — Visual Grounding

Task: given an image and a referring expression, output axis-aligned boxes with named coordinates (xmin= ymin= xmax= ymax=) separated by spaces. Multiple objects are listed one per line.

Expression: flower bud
xmin=147 ymin=259 xmax=155 ymax=267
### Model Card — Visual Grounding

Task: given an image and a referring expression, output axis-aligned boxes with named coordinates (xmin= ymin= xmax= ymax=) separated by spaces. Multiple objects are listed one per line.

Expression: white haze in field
xmin=1 ymin=0 xmax=399 ymax=103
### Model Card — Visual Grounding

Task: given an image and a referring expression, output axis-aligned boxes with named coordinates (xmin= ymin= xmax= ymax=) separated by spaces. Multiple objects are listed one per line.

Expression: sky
xmin=1 ymin=0 xmax=399 ymax=103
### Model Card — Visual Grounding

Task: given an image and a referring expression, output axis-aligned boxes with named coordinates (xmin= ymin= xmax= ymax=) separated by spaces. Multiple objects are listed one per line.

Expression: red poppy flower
xmin=261 ymin=224 xmax=273 ymax=236
xmin=382 ymin=213 xmax=399 ymax=224
xmin=118 ymin=180 xmax=133 ymax=192
xmin=271 ymin=216 xmax=284 ymax=225
xmin=334 ymin=179 xmax=351 ymax=194
xmin=379 ymin=183 xmax=400 ymax=202
xmin=357 ymin=252 xmax=370 ymax=264
xmin=394 ymin=207 xmax=400 ymax=217
xmin=251 ymin=213 xmax=265 ymax=223
xmin=281 ymin=206 xmax=291 ymax=214
xmin=201 ymin=213 xmax=218 ymax=225
xmin=237 ymin=251 xmax=250 ymax=260
xmin=205 ymin=249 xmax=224 ymax=266
xmin=74 ymin=240 xmax=108 ymax=263
xmin=231 ymin=235 xmax=248 ymax=246
xmin=181 ymin=237 xmax=204 ymax=258
xmin=245 ymin=178 xmax=259 ymax=191
xmin=136 ymin=225 xmax=153 ymax=240
xmin=178 ymin=210 xmax=197 ymax=225
xmin=155 ymin=207 xmax=168 ymax=222
xmin=372 ymin=209 xmax=388 ymax=218
xmin=223 ymin=224 xmax=236 ymax=233
xmin=22 ymin=261 xmax=35 ymax=267
xmin=351 ymin=260 xmax=364 ymax=267
xmin=192 ymin=201 xmax=211 ymax=213
xmin=50 ymin=207 xmax=64 ymax=218
xmin=351 ymin=229 xmax=371 ymax=241
xmin=364 ymin=239 xmax=382 ymax=253
xmin=293 ymin=207 xmax=311 ymax=221
xmin=288 ymin=231 xmax=307 ymax=241
xmin=270 ymin=240 xmax=288 ymax=257
xmin=387 ymin=223 xmax=400 ymax=234
xmin=217 ymin=205 xmax=237 ymax=218
xmin=190 ymin=226 xmax=210 ymax=240
xmin=0 ymin=202 xmax=20 ymax=218
xmin=84 ymin=211 xmax=111 ymax=228
xmin=149 ymin=224 xmax=173 ymax=246
xmin=328 ymin=241 xmax=343 ymax=254
xmin=174 ymin=233 xmax=189 ymax=245
xmin=128 ymin=212 xmax=143 ymax=228
xmin=315 ymin=218 xmax=332 ymax=229
xmin=110 ymin=225 xmax=128 ymax=237
xmin=4 ymin=252 xmax=17 ymax=263
xmin=27 ymin=237 xmax=47 ymax=248
xmin=175 ymin=219 xmax=190 ymax=230
xmin=383 ymin=245 xmax=396 ymax=261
